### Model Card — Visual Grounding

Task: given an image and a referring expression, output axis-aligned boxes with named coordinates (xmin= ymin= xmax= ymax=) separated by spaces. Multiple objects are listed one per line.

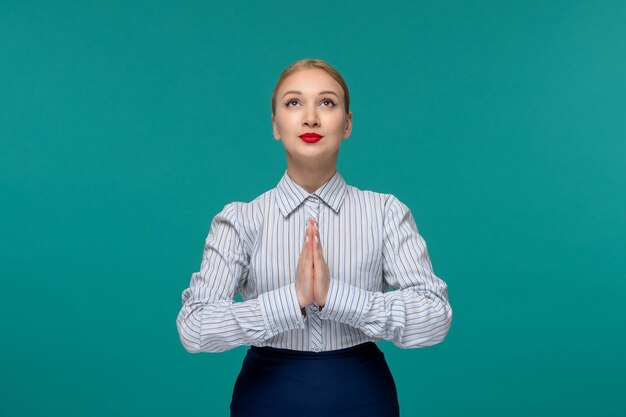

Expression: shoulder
xmin=348 ymin=185 xmax=414 ymax=229
xmin=213 ymin=187 xmax=274 ymax=252
xmin=345 ymin=183 xmax=406 ymax=211
xmin=222 ymin=187 xmax=274 ymax=222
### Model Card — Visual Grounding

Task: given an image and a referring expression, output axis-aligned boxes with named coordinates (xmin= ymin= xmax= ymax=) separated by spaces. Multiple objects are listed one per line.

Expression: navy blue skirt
xmin=230 ymin=341 xmax=400 ymax=417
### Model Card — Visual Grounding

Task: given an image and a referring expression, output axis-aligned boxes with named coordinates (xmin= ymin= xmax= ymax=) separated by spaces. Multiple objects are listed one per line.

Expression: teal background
xmin=1 ymin=1 xmax=624 ymax=416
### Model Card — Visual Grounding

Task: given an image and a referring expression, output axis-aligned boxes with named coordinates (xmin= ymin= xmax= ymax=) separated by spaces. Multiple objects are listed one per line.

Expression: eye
xmin=321 ymin=98 xmax=336 ymax=107
xmin=285 ymin=99 xmax=300 ymax=107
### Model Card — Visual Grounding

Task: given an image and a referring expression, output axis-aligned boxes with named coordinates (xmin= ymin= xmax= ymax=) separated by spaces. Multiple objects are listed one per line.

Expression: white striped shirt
xmin=176 ymin=169 xmax=452 ymax=353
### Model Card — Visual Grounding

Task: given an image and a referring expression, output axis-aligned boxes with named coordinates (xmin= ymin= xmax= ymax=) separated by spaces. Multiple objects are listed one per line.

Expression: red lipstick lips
xmin=299 ymin=132 xmax=324 ymax=143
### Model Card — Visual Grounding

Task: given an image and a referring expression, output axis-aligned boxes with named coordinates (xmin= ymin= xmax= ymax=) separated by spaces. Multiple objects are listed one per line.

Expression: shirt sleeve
xmin=176 ymin=202 xmax=306 ymax=353
xmin=319 ymin=194 xmax=453 ymax=349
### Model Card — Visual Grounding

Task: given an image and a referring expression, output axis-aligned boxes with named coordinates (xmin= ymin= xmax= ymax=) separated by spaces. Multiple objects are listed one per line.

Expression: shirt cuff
xmin=318 ymin=276 xmax=373 ymax=328
xmin=258 ymin=282 xmax=306 ymax=337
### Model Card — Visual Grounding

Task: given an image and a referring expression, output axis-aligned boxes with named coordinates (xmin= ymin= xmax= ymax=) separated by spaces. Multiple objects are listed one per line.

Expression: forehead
xmin=279 ymin=68 xmax=342 ymax=96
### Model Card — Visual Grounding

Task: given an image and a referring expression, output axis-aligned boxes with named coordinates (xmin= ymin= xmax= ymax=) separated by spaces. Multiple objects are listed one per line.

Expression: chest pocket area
xmin=325 ymin=222 xmax=383 ymax=292
xmin=249 ymin=227 xmax=298 ymax=294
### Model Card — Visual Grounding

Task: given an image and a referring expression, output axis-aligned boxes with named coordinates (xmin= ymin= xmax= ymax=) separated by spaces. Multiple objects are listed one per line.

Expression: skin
xmin=271 ymin=68 xmax=353 ymax=308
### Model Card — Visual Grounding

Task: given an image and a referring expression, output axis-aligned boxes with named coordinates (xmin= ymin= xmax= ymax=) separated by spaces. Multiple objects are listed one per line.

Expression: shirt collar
xmin=275 ymin=169 xmax=349 ymax=218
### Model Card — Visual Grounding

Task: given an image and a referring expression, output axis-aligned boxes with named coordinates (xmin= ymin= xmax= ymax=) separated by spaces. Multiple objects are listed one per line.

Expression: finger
xmin=306 ymin=226 xmax=314 ymax=263
xmin=304 ymin=233 xmax=310 ymax=259
xmin=307 ymin=238 xmax=314 ymax=272
xmin=313 ymin=229 xmax=327 ymax=270
xmin=314 ymin=224 xmax=322 ymax=251
xmin=307 ymin=223 xmax=314 ymax=245
xmin=312 ymin=232 xmax=320 ymax=262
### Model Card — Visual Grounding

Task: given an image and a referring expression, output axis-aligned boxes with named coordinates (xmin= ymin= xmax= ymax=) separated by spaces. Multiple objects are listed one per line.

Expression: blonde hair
xmin=271 ymin=58 xmax=350 ymax=116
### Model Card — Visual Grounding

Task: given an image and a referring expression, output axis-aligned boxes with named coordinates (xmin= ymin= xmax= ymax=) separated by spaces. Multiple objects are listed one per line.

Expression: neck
xmin=285 ymin=157 xmax=338 ymax=194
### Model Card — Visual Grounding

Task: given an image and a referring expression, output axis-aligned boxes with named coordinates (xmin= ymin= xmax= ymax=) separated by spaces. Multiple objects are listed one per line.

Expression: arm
xmin=176 ymin=202 xmax=306 ymax=353
xmin=319 ymin=194 xmax=453 ymax=348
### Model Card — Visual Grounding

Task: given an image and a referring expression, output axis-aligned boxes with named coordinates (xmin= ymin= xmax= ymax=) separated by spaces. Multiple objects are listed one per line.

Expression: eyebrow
xmin=282 ymin=90 xmax=339 ymax=98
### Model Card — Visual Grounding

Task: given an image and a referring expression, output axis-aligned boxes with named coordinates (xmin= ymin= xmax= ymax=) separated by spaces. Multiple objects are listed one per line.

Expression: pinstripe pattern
xmin=176 ymin=169 xmax=453 ymax=353
xmin=303 ymin=195 xmax=324 ymax=351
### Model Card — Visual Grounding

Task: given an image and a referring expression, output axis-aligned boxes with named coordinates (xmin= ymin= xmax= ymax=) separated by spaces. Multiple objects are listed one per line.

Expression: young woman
xmin=176 ymin=58 xmax=453 ymax=417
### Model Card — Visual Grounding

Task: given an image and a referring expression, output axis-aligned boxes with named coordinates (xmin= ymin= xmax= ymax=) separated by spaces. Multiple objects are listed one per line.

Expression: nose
xmin=303 ymin=106 xmax=320 ymax=127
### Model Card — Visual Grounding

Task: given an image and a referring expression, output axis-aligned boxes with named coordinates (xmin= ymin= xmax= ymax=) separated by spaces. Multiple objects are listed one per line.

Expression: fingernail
xmin=314 ymin=236 xmax=318 ymax=244
xmin=306 ymin=236 xmax=309 ymax=242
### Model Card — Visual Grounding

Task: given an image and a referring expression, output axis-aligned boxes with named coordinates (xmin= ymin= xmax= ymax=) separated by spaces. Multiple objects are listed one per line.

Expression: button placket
xmin=304 ymin=195 xmax=324 ymax=352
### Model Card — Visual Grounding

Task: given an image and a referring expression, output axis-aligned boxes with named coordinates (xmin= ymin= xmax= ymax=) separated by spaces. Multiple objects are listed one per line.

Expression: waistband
xmin=250 ymin=342 xmax=379 ymax=360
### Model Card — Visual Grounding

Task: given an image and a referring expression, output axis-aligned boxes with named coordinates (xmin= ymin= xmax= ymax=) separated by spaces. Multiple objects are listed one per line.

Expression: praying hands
xmin=295 ymin=217 xmax=330 ymax=309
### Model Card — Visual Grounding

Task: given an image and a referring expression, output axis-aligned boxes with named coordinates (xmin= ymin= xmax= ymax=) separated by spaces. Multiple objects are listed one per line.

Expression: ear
xmin=272 ymin=114 xmax=280 ymax=140
xmin=343 ymin=111 xmax=352 ymax=139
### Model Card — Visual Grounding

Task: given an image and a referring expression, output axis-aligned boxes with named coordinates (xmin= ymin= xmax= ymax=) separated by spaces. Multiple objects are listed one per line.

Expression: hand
xmin=295 ymin=220 xmax=315 ymax=308
xmin=310 ymin=218 xmax=330 ymax=307
xmin=295 ymin=218 xmax=330 ymax=309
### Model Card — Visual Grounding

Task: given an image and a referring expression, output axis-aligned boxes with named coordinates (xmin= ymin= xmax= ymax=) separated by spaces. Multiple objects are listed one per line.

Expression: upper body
xmin=176 ymin=58 xmax=452 ymax=354
xmin=176 ymin=168 xmax=453 ymax=353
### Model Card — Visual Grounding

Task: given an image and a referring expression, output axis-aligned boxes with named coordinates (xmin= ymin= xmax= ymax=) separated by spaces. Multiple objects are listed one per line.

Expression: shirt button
xmin=313 ymin=346 xmax=321 ymax=352
xmin=347 ymin=318 xmax=353 ymax=324
xmin=311 ymin=305 xmax=319 ymax=312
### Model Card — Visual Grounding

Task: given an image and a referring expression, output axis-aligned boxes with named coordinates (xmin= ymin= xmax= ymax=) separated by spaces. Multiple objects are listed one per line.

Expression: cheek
xmin=326 ymin=113 xmax=347 ymax=131
xmin=274 ymin=113 xmax=297 ymax=130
